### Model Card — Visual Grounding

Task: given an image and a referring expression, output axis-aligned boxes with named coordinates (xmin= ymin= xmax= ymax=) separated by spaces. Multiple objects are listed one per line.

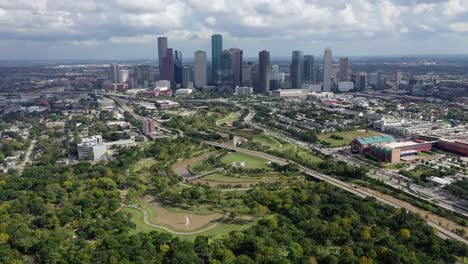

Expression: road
xmin=205 ymin=141 xmax=468 ymax=244
xmin=17 ymin=139 xmax=37 ymax=174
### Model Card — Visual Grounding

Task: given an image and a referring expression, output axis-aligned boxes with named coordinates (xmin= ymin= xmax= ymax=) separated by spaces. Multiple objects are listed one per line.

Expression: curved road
xmin=205 ymin=141 xmax=468 ymax=244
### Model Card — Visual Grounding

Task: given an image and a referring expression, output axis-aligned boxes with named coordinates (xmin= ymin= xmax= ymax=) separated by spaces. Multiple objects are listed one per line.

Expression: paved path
xmin=126 ymin=205 xmax=227 ymax=235
xmin=17 ymin=139 xmax=36 ymax=174
xmin=206 ymin=141 xmax=468 ymax=245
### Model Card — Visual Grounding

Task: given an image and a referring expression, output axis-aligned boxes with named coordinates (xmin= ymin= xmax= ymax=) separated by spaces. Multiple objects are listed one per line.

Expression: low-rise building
xmin=77 ymin=135 xmax=107 ymax=161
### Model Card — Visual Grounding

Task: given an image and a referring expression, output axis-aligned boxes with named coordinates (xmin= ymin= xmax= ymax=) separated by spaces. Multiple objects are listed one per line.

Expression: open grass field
xmin=220 ymin=152 xmax=271 ymax=169
xmin=253 ymin=134 xmax=283 ymax=149
xmin=318 ymin=130 xmax=383 ymax=147
xmin=121 ymin=207 xmax=255 ymax=241
xmin=216 ymin=112 xmax=241 ymax=126
xmin=204 ymin=173 xmax=278 ymax=183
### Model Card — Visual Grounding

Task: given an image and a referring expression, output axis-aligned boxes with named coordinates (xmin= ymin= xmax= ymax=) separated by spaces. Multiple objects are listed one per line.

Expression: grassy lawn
xmin=133 ymin=158 xmax=158 ymax=172
xmin=121 ymin=207 xmax=255 ymax=241
xmin=204 ymin=173 xmax=276 ymax=183
xmin=253 ymin=134 xmax=282 ymax=149
xmin=318 ymin=130 xmax=382 ymax=147
xmin=221 ymin=152 xmax=271 ymax=169
xmin=216 ymin=112 xmax=241 ymax=126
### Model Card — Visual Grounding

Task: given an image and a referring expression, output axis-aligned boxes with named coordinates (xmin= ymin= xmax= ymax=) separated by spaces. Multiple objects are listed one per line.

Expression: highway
xmin=205 ymin=141 xmax=468 ymax=244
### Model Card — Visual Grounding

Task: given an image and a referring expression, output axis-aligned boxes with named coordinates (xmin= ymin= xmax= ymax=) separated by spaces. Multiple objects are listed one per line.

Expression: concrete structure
xmin=339 ymin=57 xmax=349 ymax=82
xmin=338 ymin=82 xmax=354 ymax=92
xmin=78 ymin=135 xmax=107 ymax=161
xmin=211 ymin=34 xmax=223 ymax=84
xmin=156 ymin=100 xmax=179 ymax=109
xmin=258 ymin=50 xmax=270 ymax=93
xmin=160 ymin=48 xmax=175 ymax=87
xmin=110 ymin=64 xmax=120 ymax=84
xmin=369 ymin=141 xmax=433 ymax=163
xmin=174 ymin=50 xmax=183 ymax=85
xmin=97 ymin=98 xmax=115 ymax=109
xmin=437 ymin=139 xmax=468 ymax=157
xmin=105 ymin=139 xmax=136 ymax=149
xmin=194 ymin=50 xmax=207 ymax=87
xmin=142 ymin=118 xmax=156 ymax=136
xmin=272 ymin=89 xmax=308 ymax=98
xmin=229 ymin=48 xmax=243 ymax=87
xmin=323 ymin=48 xmax=333 ymax=92
xmin=291 ymin=51 xmax=304 ymax=88
xmin=303 ymin=55 xmax=315 ymax=84
xmin=157 ymin=37 xmax=168 ymax=70
xmin=175 ymin=88 xmax=193 ymax=96
xmin=351 ymin=135 xmax=396 ymax=154
xmin=235 ymin=86 xmax=253 ymax=96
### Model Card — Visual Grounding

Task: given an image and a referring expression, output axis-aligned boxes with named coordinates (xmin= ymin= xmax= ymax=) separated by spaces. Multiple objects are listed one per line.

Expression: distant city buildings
xmin=323 ymin=48 xmax=333 ymax=92
xmin=110 ymin=64 xmax=120 ymax=84
xmin=291 ymin=51 xmax=304 ymax=89
xmin=229 ymin=48 xmax=243 ymax=87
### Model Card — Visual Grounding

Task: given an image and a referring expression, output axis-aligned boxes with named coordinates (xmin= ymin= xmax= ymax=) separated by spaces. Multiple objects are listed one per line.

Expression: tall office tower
xmin=339 ymin=57 xmax=349 ymax=82
xmin=119 ymin=70 xmax=129 ymax=83
xmin=303 ymin=55 xmax=315 ymax=84
xmin=157 ymin=37 xmax=168 ymax=69
xmin=323 ymin=47 xmax=333 ymax=92
xmin=211 ymin=34 xmax=223 ymax=84
xmin=351 ymin=71 xmax=367 ymax=91
xmin=182 ymin=66 xmax=193 ymax=88
xmin=160 ymin=48 xmax=175 ymax=87
xmin=290 ymin=51 xmax=304 ymax=88
xmin=174 ymin=50 xmax=183 ymax=85
xmin=242 ymin=64 xmax=253 ymax=86
xmin=194 ymin=50 xmax=207 ymax=87
xmin=270 ymin=64 xmax=280 ymax=91
xmin=257 ymin=50 xmax=270 ymax=93
xmin=229 ymin=48 xmax=243 ymax=87
xmin=251 ymin=63 xmax=260 ymax=89
xmin=220 ymin=50 xmax=233 ymax=86
xmin=135 ymin=65 xmax=151 ymax=87
xmin=110 ymin=64 xmax=120 ymax=83
xmin=396 ymin=70 xmax=402 ymax=86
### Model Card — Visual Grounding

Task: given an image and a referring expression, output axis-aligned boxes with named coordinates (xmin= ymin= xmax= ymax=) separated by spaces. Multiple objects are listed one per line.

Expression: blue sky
xmin=1 ymin=0 xmax=468 ymax=60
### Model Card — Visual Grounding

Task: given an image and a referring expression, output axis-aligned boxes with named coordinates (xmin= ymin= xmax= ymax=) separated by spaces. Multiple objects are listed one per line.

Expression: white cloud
xmin=449 ymin=22 xmax=468 ymax=32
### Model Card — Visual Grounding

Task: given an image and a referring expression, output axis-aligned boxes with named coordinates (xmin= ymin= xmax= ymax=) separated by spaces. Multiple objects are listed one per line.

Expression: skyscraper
xmin=396 ymin=70 xmax=402 ymax=86
xmin=220 ymin=50 xmax=233 ymax=86
xmin=194 ymin=50 xmax=207 ymax=87
xmin=291 ymin=51 xmax=304 ymax=88
xmin=303 ymin=55 xmax=315 ymax=84
xmin=229 ymin=48 xmax=243 ymax=87
xmin=339 ymin=57 xmax=349 ymax=82
xmin=160 ymin=48 xmax=175 ymax=87
xmin=323 ymin=48 xmax=333 ymax=92
xmin=182 ymin=66 xmax=192 ymax=88
xmin=174 ymin=50 xmax=183 ymax=85
xmin=119 ymin=70 xmax=129 ymax=83
xmin=211 ymin=34 xmax=223 ymax=84
xmin=157 ymin=37 xmax=168 ymax=71
xmin=258 ymin=50 xmax=270 ymax=93
xmin=135 ymin=64 xmax=151 ymax=87
xmin=242 ymin=64 xmax=252 ymax=86
xmin=110 ymin=64 xmax=120 ymax=83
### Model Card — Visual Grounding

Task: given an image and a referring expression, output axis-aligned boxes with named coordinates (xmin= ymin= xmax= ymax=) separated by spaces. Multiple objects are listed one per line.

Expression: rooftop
xmin=356 ymin=135 xmax=396 ymax=145
xmin=385 ymin=141 xmax=420 ymax=149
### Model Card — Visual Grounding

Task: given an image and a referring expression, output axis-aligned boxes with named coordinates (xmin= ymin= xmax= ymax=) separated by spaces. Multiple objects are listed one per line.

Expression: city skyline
xmin=2 ymin=1 xmax=468 ymax=60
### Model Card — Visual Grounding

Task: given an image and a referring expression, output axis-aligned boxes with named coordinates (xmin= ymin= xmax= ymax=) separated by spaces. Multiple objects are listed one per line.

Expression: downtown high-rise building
xmin=211 ymin=34 xmax=223 ymax=84
xmin=194 ymin=50 xmax=207 ymax=87
xmin=110 ymin=64 xmax=120 ymax=83
xmin=396 ymin=70 xmax=402 ymax=86
xmin=160 ymin=48 xmax=175 ymax=87
xmin=323 ymin=47 xmax=333 ymax=92
xmin=291 ymin=51 xmax=304 ymax=88
xmin=229 ymin=48 xmax=243 ymax=87
xmin=258 ymin=50 xmax=270 ymax=93
xmin=157 ymin=37 xmax=168 ymax=71
xmin=220 ymin=50 xmax=233 ymax=86
xmin=351 ymin=71 xmax=367 ymax=91
xmin=303 ymin=55 xmax=315 ymax=84
xmin=339 ymin=57 xmax=349 ymax=82
xmin=242 ymin=64 xmax=253 ymax=86
xmin=174 ymin=50 xmax=183 ymax=85
xmin=135 ymin=64 xmax=151 ymax=87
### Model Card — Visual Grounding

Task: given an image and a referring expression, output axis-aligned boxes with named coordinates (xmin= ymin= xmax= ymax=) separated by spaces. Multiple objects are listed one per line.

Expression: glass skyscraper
xmin=291 ymin=51 xmax=304 ymax=88
xmin=303 ymin=55 xmax=315 ymax=84
xmin=174 ymin=50 xmax=183 ymax=85
xmin=211 ymin=34 xmax=223 ymax=85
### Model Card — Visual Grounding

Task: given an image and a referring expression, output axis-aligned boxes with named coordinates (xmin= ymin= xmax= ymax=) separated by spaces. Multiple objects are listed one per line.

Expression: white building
xmin=322 ymin=48 xmax=333 ymax=92
xmin=155 ymin=80 xmax=171 ymax=88
xmin=235 ymin=86 xmax=253 ymax=96
xmin=119 ymin=70 xmax=129 ymax=83
xmin=175 ymin=88 xmax=193 ymax=96
xmin=272 ymin=89 xmax=308 ymax=98
xmin=77 ymin=135 xmax=107 ymax=161
xmin=338 ymin=82 xmax=354 ymax=92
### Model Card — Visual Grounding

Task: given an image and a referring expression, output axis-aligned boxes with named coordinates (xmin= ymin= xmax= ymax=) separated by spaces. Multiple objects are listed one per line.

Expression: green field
xmin=220 ymin=152 xmax=271 ymax=169
xmin=318 ymin=130 xmax=382 ymax=147
xmin=253 ymin=134 xmax=283 ymax=149
xmin=216 ymin=112 xmax=241 ymax=126
xmin=121 ymin=207 xmax=255 ymax=241
xmin=204 ymin=173 xmax=278 ymax=183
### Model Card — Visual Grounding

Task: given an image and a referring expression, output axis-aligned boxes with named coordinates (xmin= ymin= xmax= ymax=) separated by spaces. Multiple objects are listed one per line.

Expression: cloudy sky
xmin=1 ymin=0 xmax=468 ymax=60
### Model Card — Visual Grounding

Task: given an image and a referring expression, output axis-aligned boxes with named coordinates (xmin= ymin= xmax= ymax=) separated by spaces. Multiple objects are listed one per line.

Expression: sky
xmin=1 ymin=0 xmax=468 ymax=60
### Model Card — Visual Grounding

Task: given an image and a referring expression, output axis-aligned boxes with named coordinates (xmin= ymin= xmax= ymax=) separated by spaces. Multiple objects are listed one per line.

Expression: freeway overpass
xmin=205 ymin=141 xmax=468 ymax=244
